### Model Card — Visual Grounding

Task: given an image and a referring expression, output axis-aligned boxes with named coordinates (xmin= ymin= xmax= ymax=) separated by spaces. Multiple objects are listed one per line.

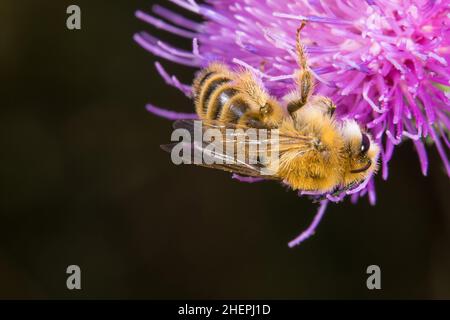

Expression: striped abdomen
xmin=193 ymin=63 xmax=259 ymax=126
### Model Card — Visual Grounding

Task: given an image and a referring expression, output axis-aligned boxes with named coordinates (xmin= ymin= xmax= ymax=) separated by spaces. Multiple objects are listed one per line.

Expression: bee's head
xmin=340 ymin=120 xmax=380 ymax=186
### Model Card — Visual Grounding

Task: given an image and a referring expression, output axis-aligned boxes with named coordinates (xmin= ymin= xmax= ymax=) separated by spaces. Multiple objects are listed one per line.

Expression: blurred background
xmin=0 ymin=0 xmax=449 ymax=299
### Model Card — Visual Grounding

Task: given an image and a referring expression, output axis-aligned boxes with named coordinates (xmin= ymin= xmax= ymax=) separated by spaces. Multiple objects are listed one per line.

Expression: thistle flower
xmin=135 ymin=0 xmax=450 ymax=246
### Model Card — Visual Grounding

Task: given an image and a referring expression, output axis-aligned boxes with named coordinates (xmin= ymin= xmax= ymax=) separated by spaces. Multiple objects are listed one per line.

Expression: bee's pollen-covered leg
xmin=288 ymin=22 xmax=314 ymax=116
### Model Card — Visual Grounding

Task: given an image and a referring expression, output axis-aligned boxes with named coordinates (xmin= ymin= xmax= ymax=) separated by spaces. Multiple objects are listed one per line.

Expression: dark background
xmin=0 ymin=0 xmax=449 ymax=299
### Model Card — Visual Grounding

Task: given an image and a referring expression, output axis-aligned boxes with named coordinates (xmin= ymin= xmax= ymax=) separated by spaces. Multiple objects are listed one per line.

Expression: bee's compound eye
xmin=360 ymin=133 xmax=370 ymax=154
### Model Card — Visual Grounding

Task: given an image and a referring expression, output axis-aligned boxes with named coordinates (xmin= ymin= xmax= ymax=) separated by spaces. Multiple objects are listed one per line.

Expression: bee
xmin=163 ymin=22 xmax=380 ymax=194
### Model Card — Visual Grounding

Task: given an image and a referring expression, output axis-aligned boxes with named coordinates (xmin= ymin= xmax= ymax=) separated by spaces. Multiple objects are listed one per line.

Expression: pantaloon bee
xmin=164 ymin=22 xmax=380 ymax=193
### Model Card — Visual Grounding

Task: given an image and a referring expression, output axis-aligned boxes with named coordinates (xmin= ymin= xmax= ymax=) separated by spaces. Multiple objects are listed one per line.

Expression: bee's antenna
xmin=296 ymin=21 xmax=308 ymax=71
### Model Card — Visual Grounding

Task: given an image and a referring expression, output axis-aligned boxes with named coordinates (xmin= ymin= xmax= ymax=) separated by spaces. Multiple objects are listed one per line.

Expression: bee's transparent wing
xmin=161 ymin=120 xmax=276 ymax=179
xmin=172 ymin=119 xmax=313 ymax=149
xmin=161 ymin=119 xmax=314 ymax=179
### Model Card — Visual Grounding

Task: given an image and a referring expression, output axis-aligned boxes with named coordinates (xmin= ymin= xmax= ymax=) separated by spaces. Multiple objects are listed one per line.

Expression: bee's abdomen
xmin=193 ymin=63 xmax=261 ymax=126
xmin=206 ymin=85 xmax=238 ymax=120
xmin=194 ymin=72 xmax=233 ymax=118
xmin=224 ymin=98 xmax=249 ymax=123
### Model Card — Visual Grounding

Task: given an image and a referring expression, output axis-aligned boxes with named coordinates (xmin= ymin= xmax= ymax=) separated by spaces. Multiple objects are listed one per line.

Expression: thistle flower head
xmin=135 ymin=0 xmax=450 ymax=246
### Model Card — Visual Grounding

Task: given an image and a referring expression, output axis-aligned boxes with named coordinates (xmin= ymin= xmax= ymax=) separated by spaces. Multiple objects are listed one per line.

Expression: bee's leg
xmin=286 ymin=68 xmax=313 ymax=115
xmin=332 ymin=181 xmax=358 ymax=197
xmin=235 ymin=69 xmax=284 ymax=127
xmin=313 ymin=96 xmax=337 ymax=117
xmin=287 ymin=22 xmax=314 ymax=116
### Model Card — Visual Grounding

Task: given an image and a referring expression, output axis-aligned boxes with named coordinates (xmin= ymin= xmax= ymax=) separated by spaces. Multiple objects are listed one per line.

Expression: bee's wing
xmin=162 ymin=119 xmax=269 ymax=178
xmin=162 ymin=119 xmax=313 ymax=179
xmin=172 ymin=119 xmax=313 ymax=148
xmin=162 ymin=142 xmax=266 ymax=177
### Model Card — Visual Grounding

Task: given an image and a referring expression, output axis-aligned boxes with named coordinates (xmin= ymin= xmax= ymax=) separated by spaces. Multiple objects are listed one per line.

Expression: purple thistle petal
xmin=146 ymin=104 xmax=198 ymax=120
xmin=440 ymin=126 xmax=450 ymax=150
xmin=133 ymin=32 xmax=201 ymax=67
xmin=135 ymin=10 xmax=197 ymax=39
xmin=299 ymin=190 xmax=324 ymax=196
xmin=326 ymin=193 xmax=346 ymax=203
xmin=346 ymin=174 xmax=373 ymax=195
xmin=231 ymin=174 xmax=265 ymax=183
xmin=154 ymin=62 xmax=193 ymax=97
xmin=413 ymin=139 xmax=429 ymax=176
xmin=428 ymin=124 xmax=450 ymax=176
xmin=152 ymin=5 xmax=202 ymax=31
xmin=350 ymin=193 xmax=360 ymax=204
xmin=368 ymin=179 xmax=377 ymax=206
xmin=288 ymin=200 xmax=328 ymax=248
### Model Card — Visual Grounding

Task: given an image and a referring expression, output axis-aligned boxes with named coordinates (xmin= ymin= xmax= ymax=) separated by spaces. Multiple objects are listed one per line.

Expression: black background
xmin=0 ymin=0 xmax=449 ymax=299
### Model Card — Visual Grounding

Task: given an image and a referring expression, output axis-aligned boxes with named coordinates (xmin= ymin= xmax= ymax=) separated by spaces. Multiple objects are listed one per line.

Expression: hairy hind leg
xmin=287 ymin=22 xmax=315 ymax=116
